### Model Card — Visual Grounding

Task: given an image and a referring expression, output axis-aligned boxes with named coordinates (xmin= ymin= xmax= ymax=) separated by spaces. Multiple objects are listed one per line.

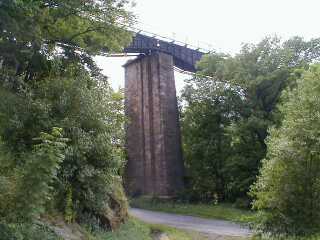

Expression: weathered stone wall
xmin=124 ymin=52 xmax=184 ymax=197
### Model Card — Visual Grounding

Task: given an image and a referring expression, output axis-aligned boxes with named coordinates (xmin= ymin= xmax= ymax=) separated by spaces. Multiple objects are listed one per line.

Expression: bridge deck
xmin=124 ymin=33 xmax=206 ymax=73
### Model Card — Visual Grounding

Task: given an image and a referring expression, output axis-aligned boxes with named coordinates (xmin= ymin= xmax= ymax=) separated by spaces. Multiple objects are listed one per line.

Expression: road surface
xmin=130 ymin=208 xmax=251 ymax=238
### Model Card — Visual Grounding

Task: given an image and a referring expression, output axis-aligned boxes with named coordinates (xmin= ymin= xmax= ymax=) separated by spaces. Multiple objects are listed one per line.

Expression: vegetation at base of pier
xmin=0 ymin=0 xmax=134 ymax=237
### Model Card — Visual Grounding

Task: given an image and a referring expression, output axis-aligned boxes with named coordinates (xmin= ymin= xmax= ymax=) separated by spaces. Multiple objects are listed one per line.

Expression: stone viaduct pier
xmin=123 ymin=33 xmax=205 ymax=197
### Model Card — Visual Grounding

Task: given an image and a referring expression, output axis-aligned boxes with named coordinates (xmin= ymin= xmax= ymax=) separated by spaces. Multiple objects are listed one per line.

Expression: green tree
xmin=250 ymin=65 xmax=320 ymax=236
xmin=0 ymin=0 xmax=133 ymax=83
xmin=0 ymin=0 xmax=133 ymax=229
xmin=181 ymin=36 xmax=320 ymax=203
xmin=181 ymin=69 xmax=243 ymax=201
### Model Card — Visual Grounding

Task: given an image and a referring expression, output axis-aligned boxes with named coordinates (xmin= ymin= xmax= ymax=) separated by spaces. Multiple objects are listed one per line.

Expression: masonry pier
xmin=124 ymin=52 xmax=184 ymax=197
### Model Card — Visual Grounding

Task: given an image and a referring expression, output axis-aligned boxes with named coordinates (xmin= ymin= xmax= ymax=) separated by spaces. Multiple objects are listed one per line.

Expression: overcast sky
xmin=95 ymin=0 xmax=320 ymax=94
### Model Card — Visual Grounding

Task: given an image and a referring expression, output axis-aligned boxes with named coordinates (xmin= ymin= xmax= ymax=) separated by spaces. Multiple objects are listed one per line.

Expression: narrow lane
xmin=130 ymin=208 xmax=251 ymax=237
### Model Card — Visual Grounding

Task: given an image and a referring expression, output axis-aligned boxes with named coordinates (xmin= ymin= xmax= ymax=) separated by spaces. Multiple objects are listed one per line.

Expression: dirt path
xmin=130 ymin=208 xmax=251 ymax=239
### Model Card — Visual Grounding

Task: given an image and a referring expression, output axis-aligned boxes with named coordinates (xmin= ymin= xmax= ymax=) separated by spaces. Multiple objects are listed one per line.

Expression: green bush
xmin=0 ymin=222 xmax=62 ymax=240
xmin=36 ymin=70 xmax=128 ymax=227
xmin=251 ymin=65 xmax=320 ymax=236
xmin=0 ymin=66 xmax=128 ymax=227
xmin=0 ymin=128 xmax=67 ymax=222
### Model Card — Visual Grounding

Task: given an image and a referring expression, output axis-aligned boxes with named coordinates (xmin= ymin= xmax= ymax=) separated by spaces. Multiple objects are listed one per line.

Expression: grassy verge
xmin=148 ymin=223 xmax=206 ymax=240
xmin=148 ymin=223 xmax=251 ymax=240
xmin=130 ymin=197 xmax=254 ymax=223
xmin=90 ymin=218 xmax=210 ymax=240
xmin=92 ymin=218 xmax=151 ymax=240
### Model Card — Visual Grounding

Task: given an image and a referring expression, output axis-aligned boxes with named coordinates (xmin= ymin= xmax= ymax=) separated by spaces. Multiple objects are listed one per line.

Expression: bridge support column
xmin=124 ymin=52 xmax=184 ymax=197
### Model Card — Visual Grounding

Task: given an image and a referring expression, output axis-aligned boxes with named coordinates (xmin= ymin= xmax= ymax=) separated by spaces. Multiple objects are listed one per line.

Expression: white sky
xmin=95 ymin=0 xmax=320 ymax=94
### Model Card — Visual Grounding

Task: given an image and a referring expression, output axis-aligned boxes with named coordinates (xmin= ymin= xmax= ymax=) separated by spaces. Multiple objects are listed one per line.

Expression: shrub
xmin=251 ymin=65 xmax=320 ymax=236
xmin=0 ymin=222 xmax=62 ymax=240
xmin=0 ymin=66 xmax=127 ymax=228
xmin=0 ymin=128 xmax=67 ymax=222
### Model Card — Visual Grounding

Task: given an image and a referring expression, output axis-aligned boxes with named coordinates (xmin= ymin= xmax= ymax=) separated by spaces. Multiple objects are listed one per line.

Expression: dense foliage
xmin=180 ymin=36 xmax=320 ymax=204
xmin=0 ymin=128 xmax=67 ymax=222
xmin=250 ymin=65 xmax=320 ymax=237
xmin=0 ymin=0 xmax=133 ymax=234
xmin=0 ymin=222 xmax=62 ymax=240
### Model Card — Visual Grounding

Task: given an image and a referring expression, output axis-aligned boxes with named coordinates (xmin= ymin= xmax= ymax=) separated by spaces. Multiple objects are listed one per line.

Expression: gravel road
xmin=130 ymin=208 xmax=251 ymax=238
